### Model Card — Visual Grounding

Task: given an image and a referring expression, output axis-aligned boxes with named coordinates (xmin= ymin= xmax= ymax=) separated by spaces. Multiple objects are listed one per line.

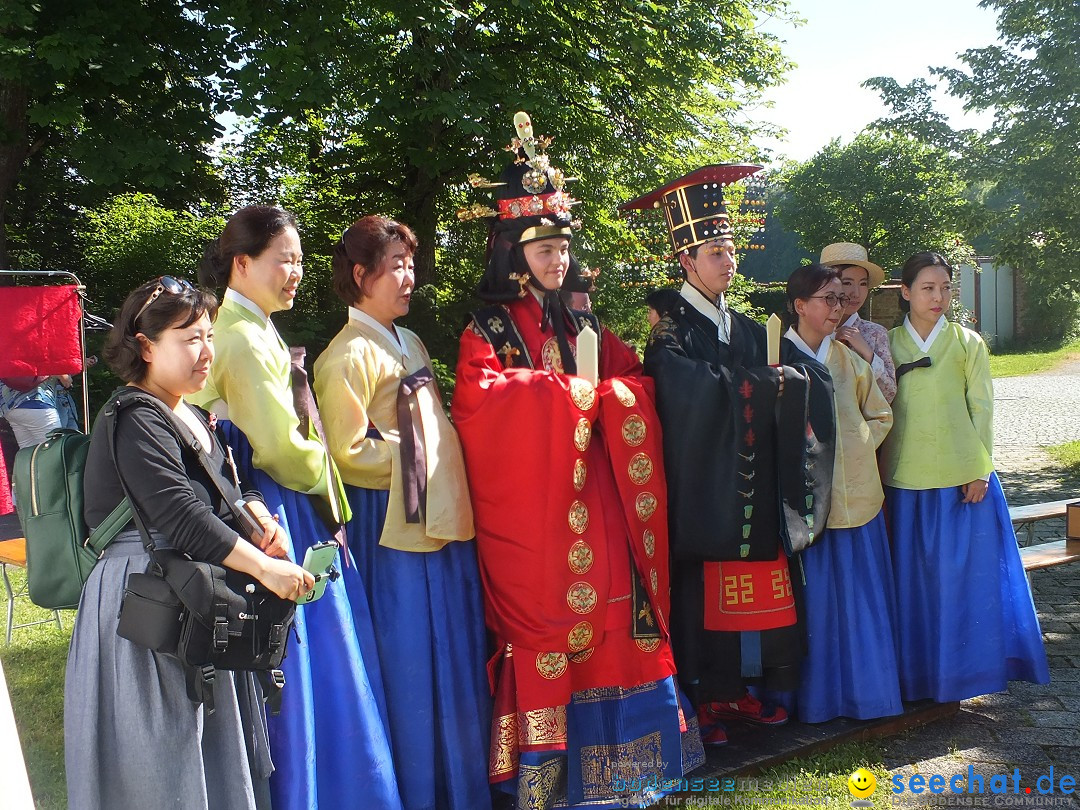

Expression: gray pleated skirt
xmin=64 ymin=531 xmax=272 ymax=810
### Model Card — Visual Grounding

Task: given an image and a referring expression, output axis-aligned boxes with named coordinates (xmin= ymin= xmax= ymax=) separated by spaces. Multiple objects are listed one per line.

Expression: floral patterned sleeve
xmin=858 ymin=320 xmax=897 ymax=403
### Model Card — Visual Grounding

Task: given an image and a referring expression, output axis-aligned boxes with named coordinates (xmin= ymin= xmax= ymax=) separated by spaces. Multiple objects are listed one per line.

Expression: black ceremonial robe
xmin=643 ymin=298 xmax=835 ymax=702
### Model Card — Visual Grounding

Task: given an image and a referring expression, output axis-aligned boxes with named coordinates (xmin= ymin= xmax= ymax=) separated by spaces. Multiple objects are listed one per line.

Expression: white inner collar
xmin=349 ymin=306 xmax=409 ymax=357
xmin=904 ymin=314 xmax=947 ymax=354
xmin=224 ymin=288 xmax=269 ymax=326
xmin=784 ymin=326 xmax=832 ymax=363
xmin=680 ymin=281 xmax=726 ymax=327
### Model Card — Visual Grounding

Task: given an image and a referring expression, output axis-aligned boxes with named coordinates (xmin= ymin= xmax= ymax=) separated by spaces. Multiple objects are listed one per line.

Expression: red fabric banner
xmin=0 ymin=285 xmax=83 ymax=377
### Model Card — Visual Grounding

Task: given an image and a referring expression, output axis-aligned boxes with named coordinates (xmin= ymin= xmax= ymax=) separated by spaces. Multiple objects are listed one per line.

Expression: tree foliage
xmin=81 ymin=193 xmax=225 ymax=316
xmin=218 ymin=0 xmax=794 ymax=365
xmin=864 ymin=0 xmax=1080 ymax=342
xmin=0 ymin=0 xmax=239 ymax=270
xmin=774 ymin=131 xmax=974 ymax=276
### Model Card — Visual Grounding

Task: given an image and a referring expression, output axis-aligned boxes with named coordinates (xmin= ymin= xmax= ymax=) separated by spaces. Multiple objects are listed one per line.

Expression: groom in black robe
xmin=625 ymin=166 xmax=835 ymax=745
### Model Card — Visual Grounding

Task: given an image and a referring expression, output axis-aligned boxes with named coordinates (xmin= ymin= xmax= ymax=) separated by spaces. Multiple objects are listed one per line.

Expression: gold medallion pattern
xmin=541 ymin=337 xmax=574 ymax=373
xmin=570 ymin=648 xmax=594 ymax=663
xmin=573 ymin=458 xmax=587 ymax=492
xmin=567 ymin=620 xmax=594 ymax=652
xmin=628 ymin=453 xmax=654 ymax=485
xmin=568 ymin=500 xmax=589 ymax=534
xmin=621 ymin=414 xmax=647 ymax=447
xmin=568 ymin=377 xmax=596 ymax=411
xmin=568 ymin=540 xmax=594 ymax=574
xmin=535 ymin=652 xmax=568 ymax=680
xmin=611 ymin=379 xmax=637 ymax=407
xmin=635 ymin=491 xmax=658 ymax=521
xmin=650 ymin=568 xmax=658 ymax=595
xmin=573 ymin=417 xmax=592 ymax=452
xmin=567 ymin=581 xmax=598 ymax=614
xmin=635 ymin=638 xmax=661 ymax=653
xmin=643 ymin=529 xmax=656 ymax=558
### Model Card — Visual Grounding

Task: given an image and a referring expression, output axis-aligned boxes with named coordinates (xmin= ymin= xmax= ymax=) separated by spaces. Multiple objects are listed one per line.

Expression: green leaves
xmin=775 ymin=132 xmax=974 ymax=276
xmin=867 ymin=0 xmax=1080 ymax=342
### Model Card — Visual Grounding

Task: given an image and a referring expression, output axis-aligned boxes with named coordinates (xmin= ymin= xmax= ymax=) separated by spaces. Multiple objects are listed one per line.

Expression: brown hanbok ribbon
xmin=398 ymin=366 xmax=435 ymax=524
xmin=289 ymin=347 xmax=348 ymax=555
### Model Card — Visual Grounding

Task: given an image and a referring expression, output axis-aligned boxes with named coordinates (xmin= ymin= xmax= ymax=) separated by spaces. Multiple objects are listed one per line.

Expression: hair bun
xmin=198 ymin=237 xmax=229 ymax=288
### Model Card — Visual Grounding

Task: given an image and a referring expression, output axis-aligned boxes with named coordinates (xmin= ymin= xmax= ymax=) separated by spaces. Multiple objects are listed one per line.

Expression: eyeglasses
xmin=133 ymin=276 xmax=195 ymax=325
xmin=808 ymin=293 xmax=849 ymax=308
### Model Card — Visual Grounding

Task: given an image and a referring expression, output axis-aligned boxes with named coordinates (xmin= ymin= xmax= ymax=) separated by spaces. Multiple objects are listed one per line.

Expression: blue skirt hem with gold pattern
xmin=496 ymin=676 xmax=704 ymax=809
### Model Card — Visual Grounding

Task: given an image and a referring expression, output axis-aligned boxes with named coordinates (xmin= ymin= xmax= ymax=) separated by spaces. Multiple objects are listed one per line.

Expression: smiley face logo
xmin=847 ymin=768 xmax=877 ymax=800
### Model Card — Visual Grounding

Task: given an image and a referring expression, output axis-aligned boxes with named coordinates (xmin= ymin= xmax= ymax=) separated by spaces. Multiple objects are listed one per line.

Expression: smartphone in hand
xmin=296 ymin=542 xmax=340 ymax=604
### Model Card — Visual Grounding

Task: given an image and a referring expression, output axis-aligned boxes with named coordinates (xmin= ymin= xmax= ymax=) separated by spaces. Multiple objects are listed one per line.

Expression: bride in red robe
xmin=452 ymin=113 xmax=703 ymax=810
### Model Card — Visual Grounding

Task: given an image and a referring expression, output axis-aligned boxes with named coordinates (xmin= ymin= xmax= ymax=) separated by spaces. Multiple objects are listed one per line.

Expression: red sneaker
xmin=703 ymin=693 xmax=788 ymax=726
xmin=700 ymin=722 xmax=728 ymax=746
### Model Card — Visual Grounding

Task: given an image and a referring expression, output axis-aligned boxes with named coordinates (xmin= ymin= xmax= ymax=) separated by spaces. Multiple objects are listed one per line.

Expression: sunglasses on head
xmin=133 ymin=276 xmax=196 ymax=325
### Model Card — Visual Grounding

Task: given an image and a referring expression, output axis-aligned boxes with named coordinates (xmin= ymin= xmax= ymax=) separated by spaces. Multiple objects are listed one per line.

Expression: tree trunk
xmin=406 ymin=182 xmax=436 ymax=289
xmin=0 ymin=77 xmax=30 ymax=274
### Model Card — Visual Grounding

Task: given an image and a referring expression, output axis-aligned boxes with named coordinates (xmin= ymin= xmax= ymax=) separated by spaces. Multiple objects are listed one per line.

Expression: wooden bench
xmin=0 ymin=538 xmax=62 ymax=646
xmin=1010 ymin=498 xmax=1072 ymax=547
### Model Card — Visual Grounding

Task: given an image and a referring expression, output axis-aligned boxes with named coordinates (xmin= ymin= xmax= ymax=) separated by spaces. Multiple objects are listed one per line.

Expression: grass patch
xmin=667 ymin=740 xmax=895 ymax=808
xmin=0 ymin=567 xmax=71 ymax=810
xmin=1047 ymin=440 xmax=1080 ymax=477
xmin=989 ymin=339 xmax=1080 ymax=378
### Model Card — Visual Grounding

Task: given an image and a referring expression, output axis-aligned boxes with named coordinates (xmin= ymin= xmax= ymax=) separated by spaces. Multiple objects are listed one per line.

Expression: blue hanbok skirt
xmin=797 ymin=510 xmax=903 ymax=723
xmin=885 ymin=473 xmax=1050 ymax=702
xmin=220 ymin=422 xmax=402 ymax=810
xmin=345 ymin=485 xmax=492 ymax=810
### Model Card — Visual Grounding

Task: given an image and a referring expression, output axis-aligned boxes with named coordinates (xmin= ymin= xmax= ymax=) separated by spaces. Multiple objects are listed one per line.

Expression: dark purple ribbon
xmin=289 ymin=347 xmax=348 ymax=554
xmin=398 ymin=366 xmax=435 ymax=524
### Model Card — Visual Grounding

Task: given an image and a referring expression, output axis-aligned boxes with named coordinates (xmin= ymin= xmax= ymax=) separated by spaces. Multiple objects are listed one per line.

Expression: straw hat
xmin=819 ymin=242 xmax=885 ymax=288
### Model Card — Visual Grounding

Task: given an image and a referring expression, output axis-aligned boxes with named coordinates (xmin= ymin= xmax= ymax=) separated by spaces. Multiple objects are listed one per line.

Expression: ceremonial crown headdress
xmin=459 ymin=111 xmax=595 ymax=302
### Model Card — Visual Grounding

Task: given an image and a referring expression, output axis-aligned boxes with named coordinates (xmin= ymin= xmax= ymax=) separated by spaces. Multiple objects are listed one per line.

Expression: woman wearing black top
xmin=65 ymin=279 xmax=313 ymax=810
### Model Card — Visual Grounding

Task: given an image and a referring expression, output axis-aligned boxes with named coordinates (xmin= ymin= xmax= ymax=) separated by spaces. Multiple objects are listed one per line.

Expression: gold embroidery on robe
xmin=535 ymin=652 xmax=568 ymax=679
xmin=490 ymin=712 xmax=519 ymax=778
xmin=568 ymin=377 xmax=596 ymax=411
xmin=567 ymin=582 xmax=598 ymax=614
xmin=572 ymin=458 xmax=587 ymax=491
xmin=643 ymin=529 xmax=656 ymax=558
xmin=520 ymin=706 xmax=567 ymax=746
xmin=541 ymin=337 xmax=575 ymax=373
xmin=567 ymin=540 xmax=593 ymax=574
xmin=568 ymin=500 xmax=589 ymax=534
xmin=573 ymin=682 xmax=658 ymax=704
xmin=580 ymin=731 xmax=664 ymax=800
xmin=621 ymin=414 xmax=647 ymax=447
xmin=635 ymin=637 xmax=661 ymax=653
xmin=573 ymin=417 xmax=591 ymax=452
xmin=628 ymin=452 xmax=654 ymax=485
xmin=567 ymin=620 xmax=594 ymax=651
xmin=517 ymin=757 xmax=566 ymax=810
xmin=611 ymin=379 xmax=637 ymax=407
xmin=635 ymin=491 xmax=658 ymax=521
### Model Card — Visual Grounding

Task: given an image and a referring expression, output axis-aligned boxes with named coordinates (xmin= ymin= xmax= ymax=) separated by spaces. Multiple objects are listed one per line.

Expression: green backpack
xmin=12 ymin=427 xmax=132 ymax=610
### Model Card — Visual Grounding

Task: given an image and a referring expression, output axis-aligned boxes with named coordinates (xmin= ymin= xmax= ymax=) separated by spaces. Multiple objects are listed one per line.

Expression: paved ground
xmin=884 ymin=360 xmax=1080 ymax=808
